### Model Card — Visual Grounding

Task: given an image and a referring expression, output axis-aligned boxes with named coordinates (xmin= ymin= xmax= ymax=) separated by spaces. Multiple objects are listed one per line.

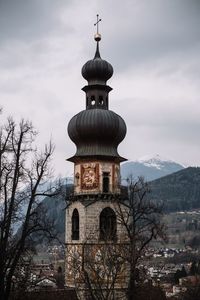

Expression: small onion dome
xmin=68 ymin=109 xmax=126 ymax=162
xmin=81 ymin=43 xmax=113 ymax=85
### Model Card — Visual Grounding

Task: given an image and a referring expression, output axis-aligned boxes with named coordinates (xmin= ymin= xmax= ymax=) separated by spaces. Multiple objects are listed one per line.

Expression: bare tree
xmin=117 ymin=176 xmax=166 ymax=299
xmin=0 ymin=118 xmax=60 ymax=300
xmin=67 ymin=241 xmax=126 ymax=300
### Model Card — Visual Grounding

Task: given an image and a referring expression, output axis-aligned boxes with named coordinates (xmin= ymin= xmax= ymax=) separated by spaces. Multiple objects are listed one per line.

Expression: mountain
xmin=121 ymin=154 xmax=184 ymax=182
xmin=149 ymin=167 xmax=200 ymax=212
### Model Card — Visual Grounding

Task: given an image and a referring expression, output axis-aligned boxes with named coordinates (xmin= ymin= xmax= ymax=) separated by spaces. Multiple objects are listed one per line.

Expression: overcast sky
xmin=0 ymin=0 xmax=200 ymax=177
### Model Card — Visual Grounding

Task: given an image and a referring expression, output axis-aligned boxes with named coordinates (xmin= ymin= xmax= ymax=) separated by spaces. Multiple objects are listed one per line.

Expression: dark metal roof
xmin=68 ymin=109 xmax=126 ymax=161
xmin=81 ymin=42 xmax=113 ymax=85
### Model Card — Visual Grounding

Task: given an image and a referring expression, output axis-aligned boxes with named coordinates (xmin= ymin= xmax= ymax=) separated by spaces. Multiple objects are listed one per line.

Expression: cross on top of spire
xmin=94 ymin=14 xmax=101 ymax=34
xmin=94 ymin=14 xmax=102 ymax=42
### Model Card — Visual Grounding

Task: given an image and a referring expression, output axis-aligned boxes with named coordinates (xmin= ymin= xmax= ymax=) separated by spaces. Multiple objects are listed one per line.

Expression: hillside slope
xmin=149 ymin=167 xmax=200 ymax=212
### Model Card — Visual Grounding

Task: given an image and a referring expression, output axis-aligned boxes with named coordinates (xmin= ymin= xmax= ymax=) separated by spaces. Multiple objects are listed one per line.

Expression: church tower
xmin=65 ymin=16 xmax=128 ymax=296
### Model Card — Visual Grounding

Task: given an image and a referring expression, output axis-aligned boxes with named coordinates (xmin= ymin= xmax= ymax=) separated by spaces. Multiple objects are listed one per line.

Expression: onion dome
xmin=81 ymin=43 xmax=113 ymax=85
xmin=67 ymin=23 xmax=127 ymax=163
xmin=68 ymin=109 xmax=126 ymax=162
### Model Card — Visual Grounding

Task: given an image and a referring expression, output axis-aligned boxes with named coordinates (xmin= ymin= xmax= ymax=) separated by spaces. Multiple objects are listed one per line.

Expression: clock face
xmin=81 ymin=163 xmax=99 ymax=190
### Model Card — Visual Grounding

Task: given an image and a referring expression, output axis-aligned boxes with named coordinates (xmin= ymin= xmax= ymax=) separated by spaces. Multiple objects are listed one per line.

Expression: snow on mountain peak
xmin=138 ymin=154 xmax=173 ymax=163
xmin=135 ymin=154 xmax=182 ymax=170
xmin=121 ymin=154 xmax=185 ymax=182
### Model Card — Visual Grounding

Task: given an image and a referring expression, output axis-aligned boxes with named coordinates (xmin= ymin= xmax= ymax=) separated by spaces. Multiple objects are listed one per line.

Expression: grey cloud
xmin=100 ymin=0 xmax=200 ymax=71
xmin=0 ymin=0 xmax=72 ymax=44
xmin=0 ymin=0 xmax=200 ymax=175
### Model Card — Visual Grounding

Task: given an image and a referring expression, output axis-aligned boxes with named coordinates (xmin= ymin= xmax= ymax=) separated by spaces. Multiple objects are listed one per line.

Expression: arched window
xmin=91 ymin=95 xmax=95 ymax=106
xmin=72 ymin=209 xmax=79 ymax=240
xmin=99 ymin=207 xmax=116 ymax=241
xmin=98 ymin=95 xmax=104 ymax=106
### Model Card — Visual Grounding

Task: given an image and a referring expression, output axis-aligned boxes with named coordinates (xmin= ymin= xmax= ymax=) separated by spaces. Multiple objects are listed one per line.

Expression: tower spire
xmin=68 ymin=14 xmax=126 ymax=163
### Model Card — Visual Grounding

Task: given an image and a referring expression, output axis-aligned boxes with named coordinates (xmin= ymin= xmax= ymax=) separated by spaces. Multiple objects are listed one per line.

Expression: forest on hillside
xmin=149 ymin=167 xmax=200 ymax=212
